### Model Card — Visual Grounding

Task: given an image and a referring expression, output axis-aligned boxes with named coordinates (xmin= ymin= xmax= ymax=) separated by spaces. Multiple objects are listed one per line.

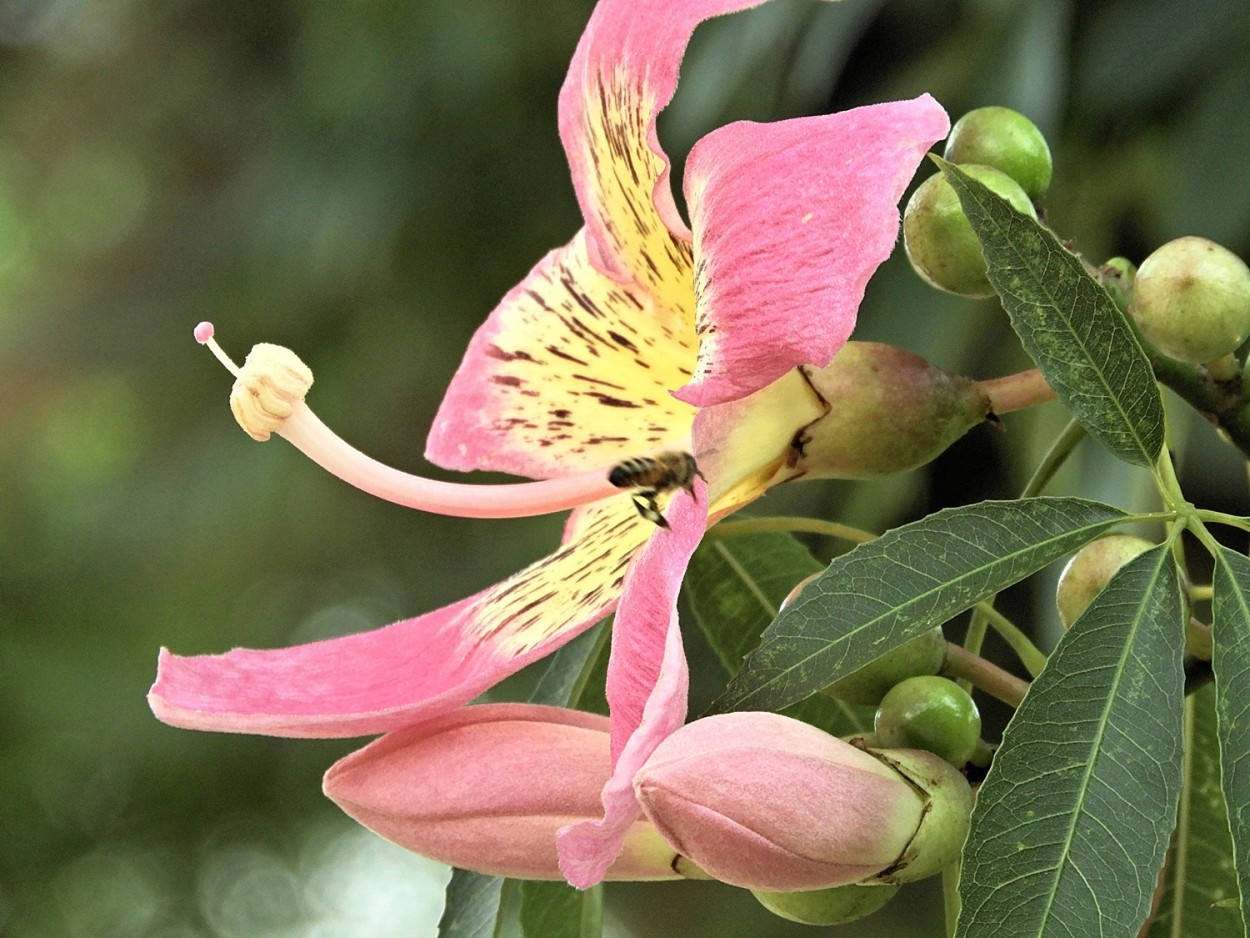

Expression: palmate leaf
xmin=936 ymin=158 xmax=1164 ymax=469
xmin=957 ymin=544 xmax=1185 ymax=938
xmin=1210 ymin=544 xmax=1250 ymax=933
xmin=1146 ymin=684 xmax=1244 ymax=938
xmin=711 ymin=498 xmax=1125 ymax=714
xmin=685 ymin=530 xmax=871 ymax=735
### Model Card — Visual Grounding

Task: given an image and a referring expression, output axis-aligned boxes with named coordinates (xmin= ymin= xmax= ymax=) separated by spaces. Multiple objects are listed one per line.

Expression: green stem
xmin=1189 ymin=583 xmax=1214 ymax=602
xmin=707 ymin=516 xmax=876 ymax=544
xmin=942 ymin=863 xmax=961 ymax=938
xmin=1196 ymin=509 xmax=1250 ymax=534
xmin=974 ymin=602 xmax=1048 ymax=677
xmin=942 ymin=642 xmax=1029 ymax=708
xmin=961 ymin=419 xmax=1090 ymax=684
xmin=1022 ymin=418 xmax=1088 ymax=497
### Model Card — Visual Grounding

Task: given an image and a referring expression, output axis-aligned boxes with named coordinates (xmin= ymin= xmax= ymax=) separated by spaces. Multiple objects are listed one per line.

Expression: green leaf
xmin=686 ymin=531 xmax=871 ymax=734
xmin=531 ymin=621 xmax=608 ymax=708
xmin=936 ymin=157 xmax=1165 ymax=468
xmin=1146 ymin=684 xmax=1245 ymax=938
xmin=711 ymin=498 xmax=1126 ymax=714
xmin=520 ymin=881 xmax=603 ymax=938
xmin=686 ymin=530 xmax=822 ymax=673
xmin=1210 ymin=544 xmax=1250 ymax=930
xmin=438 ymin=869 xmax=506 ymax=938
xmin=957 ymin=544 xmax=1185 ymax=938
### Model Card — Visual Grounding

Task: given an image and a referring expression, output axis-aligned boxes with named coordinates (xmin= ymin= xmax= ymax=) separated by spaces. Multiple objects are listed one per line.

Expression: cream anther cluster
xmin=230 ymin=343 xmax=314 ymax=442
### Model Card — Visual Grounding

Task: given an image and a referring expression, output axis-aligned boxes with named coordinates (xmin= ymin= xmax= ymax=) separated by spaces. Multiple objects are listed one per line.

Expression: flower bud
xmin=943 ymin=106 xmax=1053 ymax=199
xmin=632 ymin=712 xmax=926 ymax=891
xmin=873 ymin=675 xmax=982 ymax=768
xmin=323 ymin=704 xmax=681 ymax=882
xmin=1130 ymin=236 xmax=1250 ymax=364
xmin=903 ymin=164 xmax=1037 ymax=298
xmin=1098 ymin=257 xmax=1137 ymax=312
xmin=752 ymin=882 xmax=900 ymax=925
xmin=793 ymin=342 xmax=991 ymax=480
xmin=1055 ymin=535 xmax=1155 ymax=629
xmin=859 ymin=747 xmax=973 ymax=884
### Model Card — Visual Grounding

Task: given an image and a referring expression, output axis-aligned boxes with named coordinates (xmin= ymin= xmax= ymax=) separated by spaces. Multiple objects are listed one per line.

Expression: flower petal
xmin=426 ymin=230 xmax=697 ymax=479
xmin=559 ymin=0 xmax=790 ymax=301
xmin=149 ymin=496 xmax=653 ymax=737
xmin=677 ymin=95 xmax=951 ymax=407
xmin=556 ymin=478 xmax=706 ymax=888
xmin=323 ymin=703 xmax=682 ymax=882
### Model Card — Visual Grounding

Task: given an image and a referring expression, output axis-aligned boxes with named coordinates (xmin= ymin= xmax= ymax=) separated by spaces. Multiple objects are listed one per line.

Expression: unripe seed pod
xmin=753 ymin=882 xmax=899 ymax=925
xmin=1130 ymin=236 xmax=1250 ymax=364
xmin=903 ymin=164 xmax=1037 ymax=298
xmin=874 ymin=676 xmax=981 ymax=768
xmin=793 ymin=342 xmax=991 ymax=480
xmin=943 ymin=106 xmax=1053 ymax=200
xmin=1055 ymin=535 xmax=1155 ymax=628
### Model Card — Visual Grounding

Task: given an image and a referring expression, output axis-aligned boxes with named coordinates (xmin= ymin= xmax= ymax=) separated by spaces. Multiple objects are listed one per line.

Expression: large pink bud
xmin=633 ymin=712 xmax=948 ymax=891
xmin=323 ymin=703 xmax=681 ymax=881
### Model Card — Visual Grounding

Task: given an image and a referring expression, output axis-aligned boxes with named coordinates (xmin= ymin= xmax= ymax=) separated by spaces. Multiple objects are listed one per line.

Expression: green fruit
xmin=795 ymin=342 xmax=991 ymax=481
xmin=1130 ymin=236 xmax=1250 ymax=364
xmin=820 ymin=627 xmax=947 ymax=706
xmin=943 ymin=106 xmax=1053 ymax=199
xmin=874 ymin=676 xmax=981 ymax=767
xmin=1056 ymin=535 xmax=1155 ymax=628
xmin=903 ymin=164 xmax=1038 ymax=298
xmin=753 ymin=882 xmax=899 ymax=925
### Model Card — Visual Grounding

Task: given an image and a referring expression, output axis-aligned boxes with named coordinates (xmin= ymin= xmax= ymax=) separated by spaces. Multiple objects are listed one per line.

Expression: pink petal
xmin=425 ymin=229 xmax=697 ymax=480
xmin=558 ymin=0 xmax=779 ymax=295
xmin=556 ymin=478 xmax=706 ymax=888
xmin=676 ymin=95 xmax=951 ymax=407
xmin=149 ymin=497 xmax=652 ymax=737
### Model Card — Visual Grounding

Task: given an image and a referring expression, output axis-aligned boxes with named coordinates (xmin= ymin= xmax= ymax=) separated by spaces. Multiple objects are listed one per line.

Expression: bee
xmin=608 ymin=451 xmax=705 ymax=528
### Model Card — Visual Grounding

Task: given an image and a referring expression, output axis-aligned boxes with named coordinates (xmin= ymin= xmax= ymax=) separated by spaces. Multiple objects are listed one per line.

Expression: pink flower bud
xmin=633 ymin=712 xmax=925 ymax=891
xmin=323 ymin=703 xmax=681 ymax=882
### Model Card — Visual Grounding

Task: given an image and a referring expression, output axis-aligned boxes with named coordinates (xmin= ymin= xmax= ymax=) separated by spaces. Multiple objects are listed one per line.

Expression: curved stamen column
xmin=195 ymin=322 xmax=626 ymax=518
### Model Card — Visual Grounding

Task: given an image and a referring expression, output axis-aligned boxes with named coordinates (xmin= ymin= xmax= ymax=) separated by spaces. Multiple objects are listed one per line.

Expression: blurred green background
xmin=3 ymin=1 xmax=1249 ymax=935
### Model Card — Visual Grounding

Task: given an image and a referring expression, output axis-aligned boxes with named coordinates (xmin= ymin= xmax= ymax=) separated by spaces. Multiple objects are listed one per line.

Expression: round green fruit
xmin=1130 ymin=236 xmax=1250 ymax=364
xmin=874 ymin=676 xmax=981 ymax=767
xmin=753 ymin=882 xmax=899 ymax=926
xmin=903 ymin=164 xmax=1037 ymax=298
xmin=943 ymin=106 xmax=1053 ymax=199
xmin=1056 ymin=535 xmax=1155 ymax=628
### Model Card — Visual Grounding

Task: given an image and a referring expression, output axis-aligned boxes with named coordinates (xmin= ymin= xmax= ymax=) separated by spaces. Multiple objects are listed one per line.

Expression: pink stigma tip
xmin=194 ymin=322 xmax=215 ymax=344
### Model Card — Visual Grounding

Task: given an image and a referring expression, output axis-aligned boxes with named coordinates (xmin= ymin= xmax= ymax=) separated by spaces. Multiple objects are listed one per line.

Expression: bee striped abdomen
xmin=607 ymin=451 xmax=704 ymax=528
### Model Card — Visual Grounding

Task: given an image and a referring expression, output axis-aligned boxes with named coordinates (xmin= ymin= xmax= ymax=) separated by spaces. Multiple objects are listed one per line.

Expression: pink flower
xmin=151 ymin=0 xmax=948 ymax=888
xmin=323 ymin=704 xmax=682 ymax=882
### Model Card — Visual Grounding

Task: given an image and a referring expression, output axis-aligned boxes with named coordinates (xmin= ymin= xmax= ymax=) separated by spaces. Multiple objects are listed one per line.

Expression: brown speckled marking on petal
xmin=436 ymin=229 xmax=698 ymax=475
xmin=580 ymin=70 xmax=696 ymax=307
xmin=465 ymin=495 xmax=655 ymax=656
